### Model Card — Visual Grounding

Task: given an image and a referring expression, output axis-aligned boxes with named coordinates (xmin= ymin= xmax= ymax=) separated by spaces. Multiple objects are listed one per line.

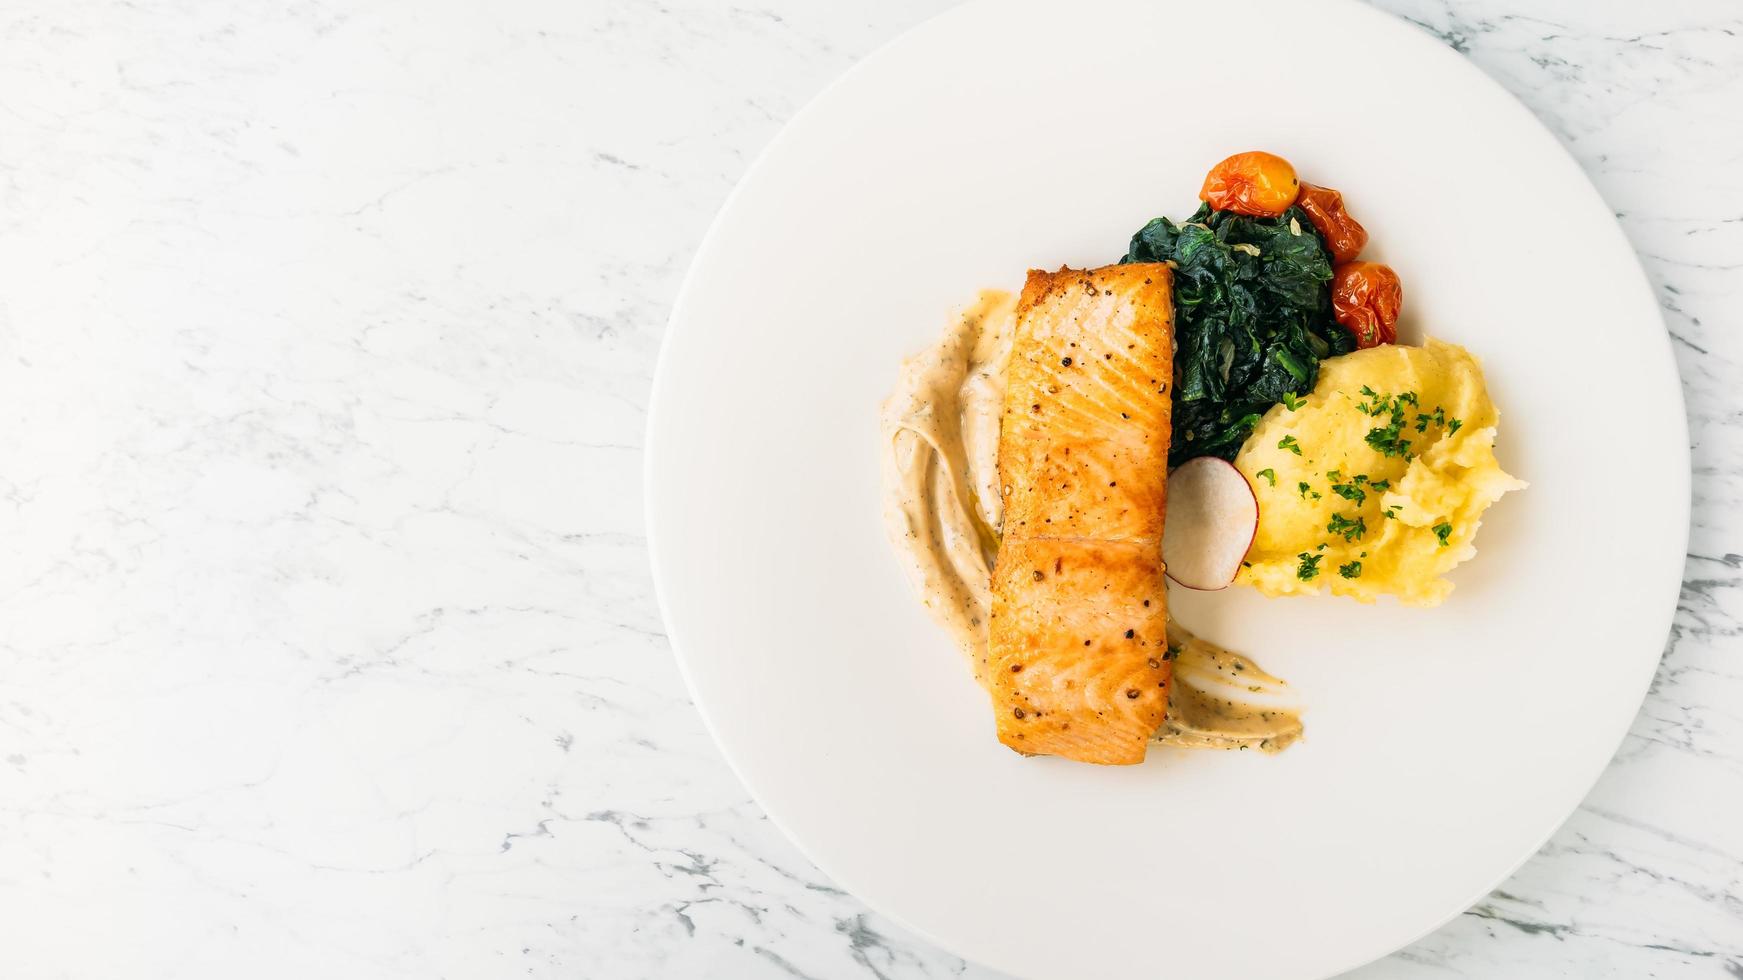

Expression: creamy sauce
xmin=881 ymin=291 xmax=1303 ymax=753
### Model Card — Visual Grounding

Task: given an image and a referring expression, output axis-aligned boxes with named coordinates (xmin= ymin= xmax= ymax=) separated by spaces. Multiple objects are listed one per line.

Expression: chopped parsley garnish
xmin=1296 ymin=481 xmax=1320 ymax=500
xmin=1365 ymin=410 xmax=1412 ymax=458
xmin=1278 ymin=434 xmax=1302 ymax=455
xmin=1327 ymin=513 xmax=1367 ymax=542
xmin=1433 ymin=522 xmax=1454 ymax=547
xmin=1365 ymin=425 xmax=1410 ymax=459
xmin=1354 ymin=385 xmax=1395 ymax=417
xmin=1368 ymin=478 xmax=1391 ymax=492
xmin=1330 ymin=480 xmax=1367 ymax=505
xmin=1164 ymin=644 xmax=1182 ymax=661
xmin=1296 ymin=552 xmax=1323 ymax=580
xmin=1338 ymin=560 xmax=1363 ymax=579
xmin=1281 ymin=391 xmax=1306 ymax=411
xmin=1420 ymin=406 xmax=1463 ymax=435
xmin=1255 ymin=468 xmax=1276 ymax=487
xmin=1358 ymin=390 xmax=1421 ymax=459
xmin=1382 ymin=505 xmax=1402 ymax=520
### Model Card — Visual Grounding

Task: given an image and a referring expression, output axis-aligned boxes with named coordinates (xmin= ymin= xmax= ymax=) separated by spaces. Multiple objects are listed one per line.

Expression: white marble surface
xmin=0 ymin=0 xmax=1737 ymax=976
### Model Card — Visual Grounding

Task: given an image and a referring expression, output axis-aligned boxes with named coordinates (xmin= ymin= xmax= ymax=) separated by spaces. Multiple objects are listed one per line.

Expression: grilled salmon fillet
xmin=986 ymin=264 xmax=1174 ymax=765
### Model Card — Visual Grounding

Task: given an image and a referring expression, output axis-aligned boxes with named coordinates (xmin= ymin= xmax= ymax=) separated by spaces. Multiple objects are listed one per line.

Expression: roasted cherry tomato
xmin=1331 ymin=261 xmax=1402 ymax=348
xmin=1295 ymin=183 xmax=1368 ymax=264
xmin=1199 ymin=151 xmax=1299 ymax=217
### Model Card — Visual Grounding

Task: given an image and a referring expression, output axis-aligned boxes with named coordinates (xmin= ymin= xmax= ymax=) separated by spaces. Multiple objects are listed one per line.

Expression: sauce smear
xmin=881 ymin=290 xmax=1304 ymax=753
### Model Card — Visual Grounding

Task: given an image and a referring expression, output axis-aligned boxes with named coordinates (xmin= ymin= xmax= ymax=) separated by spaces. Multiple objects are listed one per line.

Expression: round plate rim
xmin=644 ymin=1 xmax=1691 ymax=976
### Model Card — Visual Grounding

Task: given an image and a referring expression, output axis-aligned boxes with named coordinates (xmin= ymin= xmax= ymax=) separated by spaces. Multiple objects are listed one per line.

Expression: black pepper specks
xmin=1125 ymin=689 xmax=1140 ymax=699
xmin=1010 ymin=663 xmax=1023 ymax=673
xmin=1125 ymin=629 xmax=1135 ymax=639
xmin=1060 ymin=356 xmax=1072 ymax=367
xmin=1032 ymin=569 xmax=1044 ymax=581
xmin=1012 ymin=707 xmax=1026 ymax=719
xmin=1146 ymin=658 xmax=1161 ymax=669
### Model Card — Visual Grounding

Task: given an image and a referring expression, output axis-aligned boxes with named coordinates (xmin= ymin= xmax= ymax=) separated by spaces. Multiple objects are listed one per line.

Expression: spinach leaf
xmin=1124 ymin=203 xmax=1354 ymax=467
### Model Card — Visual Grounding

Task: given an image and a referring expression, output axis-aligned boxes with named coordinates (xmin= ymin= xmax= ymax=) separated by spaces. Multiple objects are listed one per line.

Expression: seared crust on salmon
xmin=986 ymin=264 xmax=1174 ymax=765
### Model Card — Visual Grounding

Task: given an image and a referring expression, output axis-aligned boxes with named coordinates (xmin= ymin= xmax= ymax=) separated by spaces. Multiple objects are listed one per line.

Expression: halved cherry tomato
xmin=1295 ymin=183 xmax=1368 ymax=264
xmin=1331 ymin=261 xmax=1402 ymax=348
xmin=1199 ymin=151 xmax=1299 ymax=217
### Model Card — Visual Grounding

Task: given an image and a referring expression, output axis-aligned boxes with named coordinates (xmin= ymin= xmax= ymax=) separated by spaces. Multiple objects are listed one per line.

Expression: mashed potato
xmin=1233 ymin=339 xmax=1524 ymax=605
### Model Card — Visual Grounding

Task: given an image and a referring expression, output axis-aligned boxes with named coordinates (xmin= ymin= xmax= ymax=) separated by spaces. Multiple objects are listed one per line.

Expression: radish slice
xmin=1164 ymin=457 xmax=1260 ymax=591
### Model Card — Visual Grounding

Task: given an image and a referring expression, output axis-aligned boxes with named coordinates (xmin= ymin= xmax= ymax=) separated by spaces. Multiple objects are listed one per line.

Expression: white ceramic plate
xmin=645 ymin=1 xmax=1689 ymax=977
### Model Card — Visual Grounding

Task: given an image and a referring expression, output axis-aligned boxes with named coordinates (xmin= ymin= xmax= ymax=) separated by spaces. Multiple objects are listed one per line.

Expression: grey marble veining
xmin=0 ymin=0 xmax=1737 ymax=976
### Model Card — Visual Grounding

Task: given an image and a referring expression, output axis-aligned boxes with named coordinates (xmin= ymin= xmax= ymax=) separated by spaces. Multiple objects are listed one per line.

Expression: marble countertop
xmin=1 ymin=0 xmax=1738 ymax=976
